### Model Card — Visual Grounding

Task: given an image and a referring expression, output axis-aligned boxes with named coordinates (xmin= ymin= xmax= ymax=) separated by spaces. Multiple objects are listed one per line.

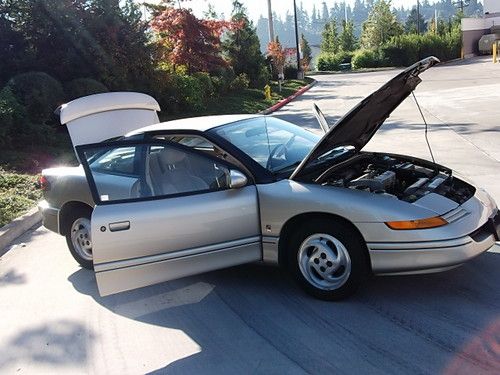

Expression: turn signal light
xmin=385 ymin=216 xmax=448 ymax=230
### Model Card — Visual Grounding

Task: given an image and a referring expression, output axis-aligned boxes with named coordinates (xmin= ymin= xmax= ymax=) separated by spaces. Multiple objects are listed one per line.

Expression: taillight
xmin=38 ymin=175 xmax=51 ymax=191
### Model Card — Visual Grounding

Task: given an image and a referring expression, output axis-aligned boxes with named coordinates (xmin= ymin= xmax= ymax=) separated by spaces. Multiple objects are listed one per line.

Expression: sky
xmin=139 ymin=1 xmax=470 ymax=21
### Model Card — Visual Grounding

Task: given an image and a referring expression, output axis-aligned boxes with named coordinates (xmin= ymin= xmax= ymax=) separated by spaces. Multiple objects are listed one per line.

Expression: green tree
xmin=299 ymin=33 xmax=312 ymax=70
xmin=339 ymin=20 xmax=357 ymax=52
xmin=321 ymin=19 xmax=339 ymax=54
xmin=361 ymin=0 xmax=403 ymax=49
xmin=222 ymin=1 xmax=268 ymax=87
xmin=0 ymin=0 xmax=155 ymax=91
xmin=405 ymin=7 xmax=427 ymax=34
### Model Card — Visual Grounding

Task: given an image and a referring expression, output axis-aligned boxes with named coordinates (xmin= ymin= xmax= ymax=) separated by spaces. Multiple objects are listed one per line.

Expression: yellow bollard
xmin=264 ymin=84 xmax=271 ymax=100
xmin=494 ymin=42 xmax=498 ymax=64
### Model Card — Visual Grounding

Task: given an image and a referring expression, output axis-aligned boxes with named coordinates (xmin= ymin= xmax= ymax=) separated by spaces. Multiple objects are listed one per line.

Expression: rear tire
xmin=287 ymin=219 xmax=368 ymax=300
xmin=65 ymin=207 xmax=94 ymax=270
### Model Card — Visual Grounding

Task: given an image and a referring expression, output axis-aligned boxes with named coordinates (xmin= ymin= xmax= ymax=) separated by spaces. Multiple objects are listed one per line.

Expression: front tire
xmin=287 ymin=219 xmax=369 ymax=300
xmin=65 ymin=207 xmax=93 ymax=270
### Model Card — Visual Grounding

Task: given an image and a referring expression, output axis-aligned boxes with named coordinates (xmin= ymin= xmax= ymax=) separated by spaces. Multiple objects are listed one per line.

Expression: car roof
xmin=126 ymin=114 xmax=263 ymax=136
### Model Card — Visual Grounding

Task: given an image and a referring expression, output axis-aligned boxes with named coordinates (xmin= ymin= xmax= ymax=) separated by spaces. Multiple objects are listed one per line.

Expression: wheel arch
xmin=278 ymin=212 xmax=371 ymax=272
xmin=59 ymin=201 xmax=94 ymax=235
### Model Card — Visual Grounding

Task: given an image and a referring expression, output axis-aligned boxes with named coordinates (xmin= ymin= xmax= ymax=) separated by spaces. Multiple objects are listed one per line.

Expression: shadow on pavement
xmin=68 ymin=248 xmax=500 ymax=374
xmin=0 ymin=319 xmax=94 ymax=370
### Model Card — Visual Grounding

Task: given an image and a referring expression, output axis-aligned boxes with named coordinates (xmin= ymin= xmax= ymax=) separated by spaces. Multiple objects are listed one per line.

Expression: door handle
xmin=109 ymin=221 xmax=130 ymax=232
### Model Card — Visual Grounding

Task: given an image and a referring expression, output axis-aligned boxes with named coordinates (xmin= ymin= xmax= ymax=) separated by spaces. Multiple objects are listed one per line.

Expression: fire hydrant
xmin=264 ymin=84 xmax=271 ymax=100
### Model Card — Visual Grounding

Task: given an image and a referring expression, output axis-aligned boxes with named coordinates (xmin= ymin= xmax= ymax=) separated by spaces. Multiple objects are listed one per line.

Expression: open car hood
xmin=290 ymin=56 xmax=440 ymax=180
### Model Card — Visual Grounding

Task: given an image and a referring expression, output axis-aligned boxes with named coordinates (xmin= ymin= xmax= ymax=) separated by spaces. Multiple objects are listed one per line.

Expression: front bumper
xmin=38 ymin=200 xmax=60 ymax=234
xmin=368 ymin=210 xmax=499 ymax=275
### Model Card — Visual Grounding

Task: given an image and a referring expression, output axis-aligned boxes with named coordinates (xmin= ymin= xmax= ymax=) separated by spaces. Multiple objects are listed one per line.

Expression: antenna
xmin=412 ymin=92 xmax=435 ymax=163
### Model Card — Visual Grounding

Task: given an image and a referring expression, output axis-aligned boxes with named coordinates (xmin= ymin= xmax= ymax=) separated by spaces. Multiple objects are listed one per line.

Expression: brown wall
xmin=463 ymin=29 xmax=489 ymax=55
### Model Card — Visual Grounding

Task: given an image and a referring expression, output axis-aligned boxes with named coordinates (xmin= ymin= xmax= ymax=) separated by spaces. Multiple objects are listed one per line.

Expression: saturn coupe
xmin=38 ymin=57 xmax=499 ymax=300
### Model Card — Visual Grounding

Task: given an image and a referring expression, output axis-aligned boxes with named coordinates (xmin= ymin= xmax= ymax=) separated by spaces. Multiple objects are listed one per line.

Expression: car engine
xmin=318 ymin=154 xmax=475 ymax=204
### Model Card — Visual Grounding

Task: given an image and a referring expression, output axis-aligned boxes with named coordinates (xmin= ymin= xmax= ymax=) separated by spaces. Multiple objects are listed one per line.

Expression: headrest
xmin=157 ymin=148 xmax=186 ymax=165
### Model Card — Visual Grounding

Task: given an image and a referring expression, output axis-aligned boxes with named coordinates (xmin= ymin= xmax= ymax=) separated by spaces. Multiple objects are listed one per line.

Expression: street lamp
xmin=293 ymin=0 xmax=303 ymax=79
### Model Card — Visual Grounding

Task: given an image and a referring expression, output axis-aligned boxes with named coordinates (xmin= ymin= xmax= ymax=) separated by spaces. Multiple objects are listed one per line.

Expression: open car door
xmin=76 ymin=139 xmax=261 ymax=296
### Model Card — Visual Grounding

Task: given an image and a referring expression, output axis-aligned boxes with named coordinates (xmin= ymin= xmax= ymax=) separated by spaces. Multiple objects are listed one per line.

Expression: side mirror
xmin=229 ymin=170 xmax=247 ymax=189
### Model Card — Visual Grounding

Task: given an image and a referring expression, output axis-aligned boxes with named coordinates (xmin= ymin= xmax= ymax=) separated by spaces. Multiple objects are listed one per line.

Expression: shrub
xmin=64 ymin=78 xmax=108 ymax=101
xmin=0 ymin=87 xmax=27 ymax=147
xmin=0 ymin=168 xmax=42 ymax=227
xmin=167 ymin=73 xmax=206 ymax=112
xmin=193 ymin=72 xmax=215 ymax=98
xmin=351 ymin=49 xmax=386 ymax=69
xmin=284 ymin=65 xmax=298 ymax=79
xmin=7 ymin=72 xmax=64 ymax=123
xmin=317 ymin=51 xmax=354 ymax=71
xmin=381 ymin=32 xmax=461 ymax=67
xmin=254 ymin=65 xmax=271 ymax=88
xmin=229 ymin=73 xmax=250 ymax=92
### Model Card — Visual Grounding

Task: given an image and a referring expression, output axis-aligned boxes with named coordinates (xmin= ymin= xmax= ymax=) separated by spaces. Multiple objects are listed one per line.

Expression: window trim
xmin=76 ymin=139 xmax=253 ymax=206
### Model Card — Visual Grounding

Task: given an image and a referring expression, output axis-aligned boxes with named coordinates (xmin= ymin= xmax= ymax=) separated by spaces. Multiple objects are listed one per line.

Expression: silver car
xmin=39 ymin=57 xmax=499 ymax=300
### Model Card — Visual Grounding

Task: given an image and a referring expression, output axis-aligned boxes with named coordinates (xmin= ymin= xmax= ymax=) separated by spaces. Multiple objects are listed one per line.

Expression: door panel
xmin=91 ymin=186 xmax=260 ymax=265
xmin=77 ymin=140 xmax=261 ymax=296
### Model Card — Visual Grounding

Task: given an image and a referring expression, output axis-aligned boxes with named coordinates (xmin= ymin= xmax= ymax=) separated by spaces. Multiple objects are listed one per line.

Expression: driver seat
xmin=147 ymin=148 xmax=209 ymax=196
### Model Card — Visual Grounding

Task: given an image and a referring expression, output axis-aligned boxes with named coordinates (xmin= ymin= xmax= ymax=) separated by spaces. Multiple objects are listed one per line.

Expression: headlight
xmin=385 ymin=216 xmax=448 ymax=230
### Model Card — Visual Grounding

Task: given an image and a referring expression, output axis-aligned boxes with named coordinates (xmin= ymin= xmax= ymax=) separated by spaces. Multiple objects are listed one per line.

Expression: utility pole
xmin=267 ymin=0 xmax=275 ymax=43
xmin=293 ymin=0 xmax=303 ymax=78
xmin=417 ymin=0 xmax=420 ymax=35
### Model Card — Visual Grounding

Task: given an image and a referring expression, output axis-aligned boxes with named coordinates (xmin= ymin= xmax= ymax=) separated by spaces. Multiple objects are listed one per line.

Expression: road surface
xmin=1 ymin=57 xmax=499 ymax=374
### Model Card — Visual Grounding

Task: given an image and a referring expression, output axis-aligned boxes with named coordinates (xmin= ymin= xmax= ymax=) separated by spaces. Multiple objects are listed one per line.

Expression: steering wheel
xmin=266 ymin=135 xmax=296 ymax=170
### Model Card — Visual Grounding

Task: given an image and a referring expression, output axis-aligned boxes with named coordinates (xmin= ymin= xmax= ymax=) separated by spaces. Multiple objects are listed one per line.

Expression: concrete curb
xmin=261 ymin=79 xmax=317 ymax=115
xmin=0 ymin=207 xmax=41 ymax=252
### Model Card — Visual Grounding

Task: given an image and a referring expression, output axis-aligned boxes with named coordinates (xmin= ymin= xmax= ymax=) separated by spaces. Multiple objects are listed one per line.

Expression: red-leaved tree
xmin=267 ymin=39 xmax=286 ymax=77
xmin=151 ymin=7 xmax=236 ymax=73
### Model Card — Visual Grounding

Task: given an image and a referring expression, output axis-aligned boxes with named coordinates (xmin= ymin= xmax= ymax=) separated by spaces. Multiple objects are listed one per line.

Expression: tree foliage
xmin=321 ymin=19 xmax=339 ymax=54
xmin=361 ymin=0 xmax=403 ymax=49
xmin=267 ymin=38 xmax=286 ymax=75
xmin=339 ymin=20 xmax=358 ymax=52
xmin=151 ymin=6 xmax=234 ymax=73
xmin=405 ymin=7 xmax=427 ymax=34
xmin=299 ymin=34 xmax=312 ymax=71
xmin=222 ymin=1 xmax=268 ymax=87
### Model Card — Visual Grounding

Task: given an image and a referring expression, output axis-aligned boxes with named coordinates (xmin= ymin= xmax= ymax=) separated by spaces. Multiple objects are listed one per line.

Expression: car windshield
xmin=213 ymin=117 xmax=321 ymax=173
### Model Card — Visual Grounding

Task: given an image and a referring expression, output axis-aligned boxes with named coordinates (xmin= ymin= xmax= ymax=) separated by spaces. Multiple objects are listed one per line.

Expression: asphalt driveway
xmin=1 ymin=57 xmax=499 ymax=374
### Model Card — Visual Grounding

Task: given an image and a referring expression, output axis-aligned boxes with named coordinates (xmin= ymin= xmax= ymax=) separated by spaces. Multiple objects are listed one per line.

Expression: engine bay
xmin=317 ymin=153 xmax=475 ymax=204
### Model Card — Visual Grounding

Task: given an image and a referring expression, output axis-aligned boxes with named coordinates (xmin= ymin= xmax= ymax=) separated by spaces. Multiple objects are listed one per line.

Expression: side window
xmin=80 ymin=143 xmax=231 ymax=204
xmin=89 ymin=147 xmax=136 ymax=176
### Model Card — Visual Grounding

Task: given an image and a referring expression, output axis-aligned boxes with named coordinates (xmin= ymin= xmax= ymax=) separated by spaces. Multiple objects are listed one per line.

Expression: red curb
xmin=261 ymin=80 xmax=316 ymax=115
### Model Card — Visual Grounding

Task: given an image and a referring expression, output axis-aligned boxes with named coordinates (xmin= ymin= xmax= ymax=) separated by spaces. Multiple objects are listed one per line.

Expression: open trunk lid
xmin=59 ymin=92 xmax=160 ymax=151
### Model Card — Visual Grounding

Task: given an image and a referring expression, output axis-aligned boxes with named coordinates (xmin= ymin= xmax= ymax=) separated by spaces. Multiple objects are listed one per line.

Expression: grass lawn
xmin=0 ymin=78 xmax=312 ymax=227
xmin=161 ymin=78 xmax=313 ymax=120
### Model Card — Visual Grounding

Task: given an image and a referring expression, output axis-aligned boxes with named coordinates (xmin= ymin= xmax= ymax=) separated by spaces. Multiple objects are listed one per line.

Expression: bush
xmin=64 ymin=78 xmax=108 ymax=101
xmin=229 ymin=73 xmax=250 ymax=92
xmin=317 ymin=51 xmax=354 ymax=71
xmin=7 ymin=72 xmax=64 ymax=123
xmin=284 ymin=65 xmax=298 ymax=79
xmin=0 ymin=168 xmax=42 ymax=227
xmin=210 ymin=67 xmax=236 ymax=95
xmin=166 ymin=73 xmax=206 ymax=112
xmin=254 ymin=65 xmax=271 ymax=89
xmin=0 ymin=87 xmax=27 ymax=147
xmin=351 ymin=49 xmax=386 ymax=69
xmin=381 ymin=32 xmax=461 ymax=67
xmin=193 ymin=72 xmax=215 ymax=98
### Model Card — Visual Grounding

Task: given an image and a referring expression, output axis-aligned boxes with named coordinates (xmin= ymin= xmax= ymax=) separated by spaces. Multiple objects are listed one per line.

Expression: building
xmin=462 ymin=0 xmax=500 ymax=57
